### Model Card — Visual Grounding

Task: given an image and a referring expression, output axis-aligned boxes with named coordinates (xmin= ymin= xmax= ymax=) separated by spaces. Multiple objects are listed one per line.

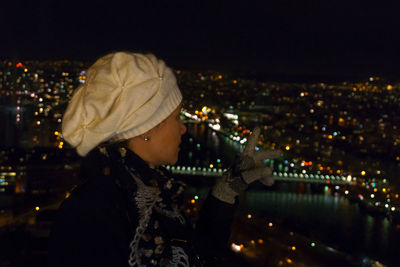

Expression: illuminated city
xmin=2 ymin=1 xmax=400 ymax=266
xmin=1 ymin=58 xmax=399 ymax=266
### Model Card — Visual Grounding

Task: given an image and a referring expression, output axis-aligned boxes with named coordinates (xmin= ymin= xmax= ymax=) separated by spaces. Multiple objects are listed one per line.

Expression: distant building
xmin=0 ymin=105 xmax=17 ymax=147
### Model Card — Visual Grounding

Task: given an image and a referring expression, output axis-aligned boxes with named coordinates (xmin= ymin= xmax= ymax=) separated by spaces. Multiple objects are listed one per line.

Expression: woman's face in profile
xmin=147 ymin=104 xmax=187 ymax=166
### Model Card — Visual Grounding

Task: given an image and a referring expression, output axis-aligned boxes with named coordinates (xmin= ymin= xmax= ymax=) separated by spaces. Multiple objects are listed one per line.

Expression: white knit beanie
xmin=62 ymin=51 xmax=182 ymax=156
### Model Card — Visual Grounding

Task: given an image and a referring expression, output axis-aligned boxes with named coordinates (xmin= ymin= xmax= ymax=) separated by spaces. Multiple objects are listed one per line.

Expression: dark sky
xmin=2 ymin=0 xmax=400 ymax=78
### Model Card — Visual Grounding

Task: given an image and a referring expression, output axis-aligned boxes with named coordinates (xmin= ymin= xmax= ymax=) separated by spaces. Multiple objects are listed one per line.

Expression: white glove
xmin=211 ymin=127 xmax=282 ymax=204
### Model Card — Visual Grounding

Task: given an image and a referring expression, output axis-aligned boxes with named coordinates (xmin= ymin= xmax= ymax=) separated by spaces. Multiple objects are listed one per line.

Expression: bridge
xmin=177 ymin=111 xmax=399 ymax=216
xmin=166 ymin=165 xmax=354 ymax=185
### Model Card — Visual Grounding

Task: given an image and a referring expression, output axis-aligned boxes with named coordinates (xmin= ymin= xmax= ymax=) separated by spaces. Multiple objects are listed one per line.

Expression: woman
xmin=48 ymin=52 xmax=281 ymax=266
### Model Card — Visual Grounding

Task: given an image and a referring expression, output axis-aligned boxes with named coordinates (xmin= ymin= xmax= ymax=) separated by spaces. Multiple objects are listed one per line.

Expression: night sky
xmin=2 ymin=0 xmax=400 ymax=78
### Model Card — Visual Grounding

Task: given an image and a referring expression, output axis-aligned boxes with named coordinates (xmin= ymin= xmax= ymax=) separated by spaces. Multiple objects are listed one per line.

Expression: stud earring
xmin=144 ymin=136 xmax=151 ymax=142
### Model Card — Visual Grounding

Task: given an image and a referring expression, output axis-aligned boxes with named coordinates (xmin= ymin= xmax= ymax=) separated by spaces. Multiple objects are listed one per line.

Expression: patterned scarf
xmin=95 ymin=143 xmax=196 ymax=267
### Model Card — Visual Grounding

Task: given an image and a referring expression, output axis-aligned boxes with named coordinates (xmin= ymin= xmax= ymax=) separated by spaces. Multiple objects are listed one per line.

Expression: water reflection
xmin=236 ymin=187 xmax=397 ymax=265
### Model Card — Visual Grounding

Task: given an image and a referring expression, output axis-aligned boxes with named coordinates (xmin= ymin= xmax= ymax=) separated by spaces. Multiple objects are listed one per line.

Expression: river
xmin=182 ymin=122 xmax=400 ymax=266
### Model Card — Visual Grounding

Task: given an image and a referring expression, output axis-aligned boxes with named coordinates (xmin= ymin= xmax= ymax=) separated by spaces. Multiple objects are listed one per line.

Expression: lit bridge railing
xmin=166 ymin=165 xmax=352 ymax=185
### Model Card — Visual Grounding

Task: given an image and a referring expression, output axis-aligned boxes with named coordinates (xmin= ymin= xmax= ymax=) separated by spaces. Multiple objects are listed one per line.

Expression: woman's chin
xmin=163 ymin=156 xmax=178 ymax=166
xmin=170 ymin=158 xmax=178 ymax=166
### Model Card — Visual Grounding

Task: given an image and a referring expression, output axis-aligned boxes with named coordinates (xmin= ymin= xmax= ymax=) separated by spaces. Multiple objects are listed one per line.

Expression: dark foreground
xmin=0 ymin=186 xmax=389 ymax=267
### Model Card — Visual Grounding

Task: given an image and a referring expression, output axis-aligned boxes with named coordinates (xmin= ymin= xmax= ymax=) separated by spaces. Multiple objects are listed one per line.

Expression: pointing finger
xmin=259 ymin=175 xmax=274 ymax=186
xmin=243 ymin=127 xmax=260 ymax=156
xmin=253 ymin=149 xmax=283 ymax=162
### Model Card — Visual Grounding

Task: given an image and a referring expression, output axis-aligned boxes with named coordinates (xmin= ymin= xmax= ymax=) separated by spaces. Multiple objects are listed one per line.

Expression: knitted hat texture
xmin=62 ymin=52 xmax=182 ymax=156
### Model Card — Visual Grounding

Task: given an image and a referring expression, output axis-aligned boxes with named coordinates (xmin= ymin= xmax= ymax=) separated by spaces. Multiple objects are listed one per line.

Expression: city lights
xmin=1 ymin=58 xmax=400 ymax=267
xmin=231 ymin=243 xmax=242 ymax=253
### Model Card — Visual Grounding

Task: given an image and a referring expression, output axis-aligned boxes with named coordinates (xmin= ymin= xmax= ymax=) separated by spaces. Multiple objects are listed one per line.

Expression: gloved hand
xmin=211 ymin=127 xmax=282 ymax=204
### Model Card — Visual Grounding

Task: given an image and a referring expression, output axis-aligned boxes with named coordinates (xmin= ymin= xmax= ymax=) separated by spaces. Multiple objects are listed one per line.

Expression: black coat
xmin=48 ymin=144 xmax=236 ymax=267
